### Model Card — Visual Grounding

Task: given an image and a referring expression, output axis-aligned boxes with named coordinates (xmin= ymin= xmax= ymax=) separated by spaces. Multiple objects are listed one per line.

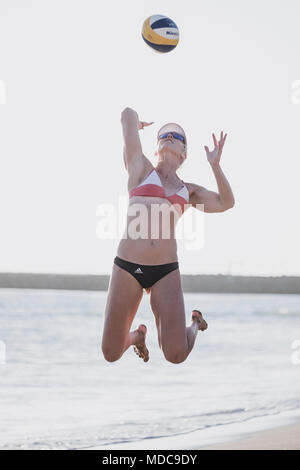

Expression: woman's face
xmin=156 ymin=123 xmax=187 ymax=164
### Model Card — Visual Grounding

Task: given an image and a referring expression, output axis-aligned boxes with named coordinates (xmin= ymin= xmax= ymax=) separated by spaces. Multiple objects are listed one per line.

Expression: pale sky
xmin=0 ymin=0 xmax=299 ymax=276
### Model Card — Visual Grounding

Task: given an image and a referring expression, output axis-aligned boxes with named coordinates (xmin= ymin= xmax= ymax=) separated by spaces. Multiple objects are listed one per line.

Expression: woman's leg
xmin=149 ymin=269 xmax=207 ymax=364
xmin=101 ymin=263 xmax=149 ymax=362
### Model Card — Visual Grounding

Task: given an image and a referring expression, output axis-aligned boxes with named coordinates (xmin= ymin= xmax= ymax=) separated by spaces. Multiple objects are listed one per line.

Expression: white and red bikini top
xmin=129 ymin=168 xmax=189 ymax=213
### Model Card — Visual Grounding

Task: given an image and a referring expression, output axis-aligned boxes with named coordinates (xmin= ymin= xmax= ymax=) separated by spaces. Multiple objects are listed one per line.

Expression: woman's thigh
xmin=149 ymin=269 xmax=188 ymax=362
xmin=101 ymin=263 xmax=144 ymax=360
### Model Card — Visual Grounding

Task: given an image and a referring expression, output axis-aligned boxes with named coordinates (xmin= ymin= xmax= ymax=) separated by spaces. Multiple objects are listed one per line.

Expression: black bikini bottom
xmin=114 ymin=256 xmax=179 ymax=289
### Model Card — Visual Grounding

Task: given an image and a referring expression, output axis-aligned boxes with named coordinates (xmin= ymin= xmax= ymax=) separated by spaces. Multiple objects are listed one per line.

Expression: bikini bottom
xmin=114 ymin=256 xmax=179 ymax=290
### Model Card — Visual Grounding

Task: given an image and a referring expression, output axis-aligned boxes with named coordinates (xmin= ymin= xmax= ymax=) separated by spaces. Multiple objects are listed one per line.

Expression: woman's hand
xmin=138 ymin=120 xmax=154 ymax=130
xmin=204 ymin=132 xmax=227 ymax=167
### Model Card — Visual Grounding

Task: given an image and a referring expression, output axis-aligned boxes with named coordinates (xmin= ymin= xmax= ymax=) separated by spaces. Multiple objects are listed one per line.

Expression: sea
xmin=0 ymin=288 xmax=299 ymax=450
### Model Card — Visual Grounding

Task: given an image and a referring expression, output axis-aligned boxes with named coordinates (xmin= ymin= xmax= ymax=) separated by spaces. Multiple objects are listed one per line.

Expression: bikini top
xmin=129 ymin=168 xmax=189 ymax=213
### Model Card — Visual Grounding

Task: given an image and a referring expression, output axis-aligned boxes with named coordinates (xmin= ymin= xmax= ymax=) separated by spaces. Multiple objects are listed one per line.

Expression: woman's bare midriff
xmin=117 ymin=196 xmax=182 ymax=265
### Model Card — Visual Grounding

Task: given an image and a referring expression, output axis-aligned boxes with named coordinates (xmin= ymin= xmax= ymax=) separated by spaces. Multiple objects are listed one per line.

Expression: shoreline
xmin=1 ymin=273 xmax=300 ymax=294
xmin=81 ymin=409 xmax=300 ymax=450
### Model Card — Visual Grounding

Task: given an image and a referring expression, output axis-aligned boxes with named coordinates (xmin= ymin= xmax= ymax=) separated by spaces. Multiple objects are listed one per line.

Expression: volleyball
xmin=141 ymin=15 xmax=179 ymax=53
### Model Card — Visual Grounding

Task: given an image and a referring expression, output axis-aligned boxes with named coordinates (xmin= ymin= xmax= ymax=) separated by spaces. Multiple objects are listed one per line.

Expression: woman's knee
xmin=163 ymin=348 xmax=187 ymax=364
xmin=101 ymin=343 xmax=123 ymax=362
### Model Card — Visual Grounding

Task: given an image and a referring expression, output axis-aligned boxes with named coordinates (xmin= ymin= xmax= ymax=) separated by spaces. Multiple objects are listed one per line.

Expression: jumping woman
xmin=101 ymin=107 xmax=235 ymax=364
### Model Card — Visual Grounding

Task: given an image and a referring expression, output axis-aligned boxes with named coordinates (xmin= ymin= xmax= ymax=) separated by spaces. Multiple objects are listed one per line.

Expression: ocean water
xmin=0 ymin=288 xmax=299 ymax=450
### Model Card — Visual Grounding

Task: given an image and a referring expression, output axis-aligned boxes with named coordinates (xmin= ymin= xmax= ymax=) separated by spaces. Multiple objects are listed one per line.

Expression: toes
xmin=134 ymin=346 xmax=143 ymax=359
xmin=133 ymin=345 xmax=148 ymax=362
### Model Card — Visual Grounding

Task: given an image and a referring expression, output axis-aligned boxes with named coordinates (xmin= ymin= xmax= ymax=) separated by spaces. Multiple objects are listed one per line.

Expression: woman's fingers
xmin=221 ymin=133 xmax=227 ymax=149
xmin=215 ymin=131 xmax=227 ymax=149
xmin=204 ymin=131 xmax=227 ymax=157
xmin=140 ymin=121 xmax=154 ymax=129
xmin=212 ymin=133 xmax=218 ymax=148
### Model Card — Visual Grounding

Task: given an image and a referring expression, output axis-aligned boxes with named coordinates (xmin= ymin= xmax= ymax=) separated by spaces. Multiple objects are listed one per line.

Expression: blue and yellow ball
xmin=142 ymin=15 xmax=179 ymax=53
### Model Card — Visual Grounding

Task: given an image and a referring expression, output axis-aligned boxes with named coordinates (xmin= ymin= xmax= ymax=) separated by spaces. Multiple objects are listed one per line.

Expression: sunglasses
xmin=158 ymin=132 xmax=186 ymax=145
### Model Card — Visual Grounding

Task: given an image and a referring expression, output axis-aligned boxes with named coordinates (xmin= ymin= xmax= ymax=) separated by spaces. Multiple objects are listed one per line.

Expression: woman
xmin=101 ymin=107 xmax=235 ymax=364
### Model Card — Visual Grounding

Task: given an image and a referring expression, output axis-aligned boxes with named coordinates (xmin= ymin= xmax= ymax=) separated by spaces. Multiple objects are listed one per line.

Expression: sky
xmin=0 ymin=0 xmax=299 ymax=276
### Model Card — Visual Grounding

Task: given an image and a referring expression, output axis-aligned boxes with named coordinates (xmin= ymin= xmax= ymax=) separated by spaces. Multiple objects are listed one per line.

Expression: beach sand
xmin=201 ymin=422 xmax=300 ymax=450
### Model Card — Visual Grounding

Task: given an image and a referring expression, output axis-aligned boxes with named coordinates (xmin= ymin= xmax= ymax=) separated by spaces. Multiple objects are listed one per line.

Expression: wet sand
xmin=201 ymin=422 xmax=300 ymax=450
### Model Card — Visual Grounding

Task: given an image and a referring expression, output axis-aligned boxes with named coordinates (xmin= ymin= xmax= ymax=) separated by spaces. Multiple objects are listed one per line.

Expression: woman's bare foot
xmin=192 ymin=310 xmax=208 ymax=331
xmin=133 ymin=324 xmax=149 ymax=362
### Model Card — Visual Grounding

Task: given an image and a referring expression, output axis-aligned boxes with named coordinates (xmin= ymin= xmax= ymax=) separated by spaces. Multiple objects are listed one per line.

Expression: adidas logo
xmin=134 ymin=267 xmax=143 ymax=274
